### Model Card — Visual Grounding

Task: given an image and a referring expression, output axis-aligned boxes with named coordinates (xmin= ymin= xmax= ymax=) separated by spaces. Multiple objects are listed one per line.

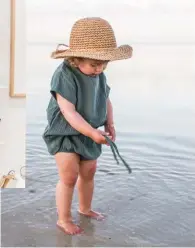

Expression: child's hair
xmin=66 ymin=57 xmax=83 ymax=68
xmin=66 ymin=57 xmax=109 ymax=70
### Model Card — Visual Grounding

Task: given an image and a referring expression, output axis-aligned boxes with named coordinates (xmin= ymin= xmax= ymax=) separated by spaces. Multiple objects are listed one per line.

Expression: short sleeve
xmin=50 ymin=70 xmax=76 ymax=105
xmin=101 ymin=72 xmax=110 ymax=98
xmin=106 ymin=84 xmax=110 ymax=98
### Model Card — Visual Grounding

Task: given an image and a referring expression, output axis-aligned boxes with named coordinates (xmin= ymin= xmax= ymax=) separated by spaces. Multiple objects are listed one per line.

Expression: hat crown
xmin=69 ymin=17 xmax=117 ymax=50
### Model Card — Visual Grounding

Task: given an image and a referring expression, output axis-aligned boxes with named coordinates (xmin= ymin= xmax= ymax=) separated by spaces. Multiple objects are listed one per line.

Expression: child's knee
xmin=79 ymin=162 xmax=97 ymax=181
xmin=60 ymin=174 xmax=78 ymax=187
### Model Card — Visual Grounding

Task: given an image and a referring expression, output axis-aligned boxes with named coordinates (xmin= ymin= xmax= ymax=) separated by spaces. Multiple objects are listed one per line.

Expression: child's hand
xmin=104 ymin=123 xmax=116 ymax=142
xmin=90 ymin=129 xmax=111 ymax=144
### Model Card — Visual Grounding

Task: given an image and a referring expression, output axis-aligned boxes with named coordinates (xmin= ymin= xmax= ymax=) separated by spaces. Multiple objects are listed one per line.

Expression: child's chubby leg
xmin=77 ymin=159 xmax=105 ymax=220
xmin=55 ymin=152 xmax=83 ymax=235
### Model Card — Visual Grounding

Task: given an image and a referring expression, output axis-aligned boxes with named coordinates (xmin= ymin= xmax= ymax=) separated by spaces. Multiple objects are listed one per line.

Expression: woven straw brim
xmin=51 ymin=45 xmax=133 ymax=61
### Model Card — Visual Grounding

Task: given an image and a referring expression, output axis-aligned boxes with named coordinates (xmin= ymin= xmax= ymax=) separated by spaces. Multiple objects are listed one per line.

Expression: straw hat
xmin=51 ymin=17 xmax=133 ymax=61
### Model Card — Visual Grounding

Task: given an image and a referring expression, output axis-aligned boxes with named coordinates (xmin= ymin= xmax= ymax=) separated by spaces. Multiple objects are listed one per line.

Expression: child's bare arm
xmin=105 ymin=97 xmax=116 ymax=141
xmin=106 ymin=97 xmax=114 ymax=125
xmin=56 ymin=93 xmax=108 ymax=144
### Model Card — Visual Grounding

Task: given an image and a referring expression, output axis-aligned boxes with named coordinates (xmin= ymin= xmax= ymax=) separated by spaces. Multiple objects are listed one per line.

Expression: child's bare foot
xmin=57 ymin=220 xmax=83 ymax=235
xmin=78 ymin=210 xmax=105 ymax=220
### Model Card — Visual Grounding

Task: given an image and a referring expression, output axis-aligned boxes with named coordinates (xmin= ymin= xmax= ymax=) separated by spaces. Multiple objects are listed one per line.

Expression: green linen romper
xmin=42 ymin=60 xmax=110 ymax=160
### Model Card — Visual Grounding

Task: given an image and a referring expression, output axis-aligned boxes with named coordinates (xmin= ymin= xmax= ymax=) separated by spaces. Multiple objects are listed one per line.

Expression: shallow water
xmin=1 ymin=41 xmax=195 ymax=246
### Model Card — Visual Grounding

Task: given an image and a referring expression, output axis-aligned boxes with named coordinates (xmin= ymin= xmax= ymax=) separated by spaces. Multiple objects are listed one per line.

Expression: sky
xmin=26 ymin=0 xmax=195 ymax=44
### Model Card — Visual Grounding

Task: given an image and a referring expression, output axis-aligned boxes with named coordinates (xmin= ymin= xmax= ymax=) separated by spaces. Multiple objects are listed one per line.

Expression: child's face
xmin=78 ymin=59 xmax=108 ymax=76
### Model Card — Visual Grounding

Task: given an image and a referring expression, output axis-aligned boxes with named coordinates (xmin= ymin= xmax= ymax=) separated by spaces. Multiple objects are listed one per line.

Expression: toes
xmin=57 ymin=222 xmax=82 ymax=235
xmin=93 ymin=213 xmax=105 ymax=220
xmin=69 ymin=226 xmax=82 ymax=235
xmin=73 ymin=226 xmax=80 ymax=235
xmin=72 ymin=226 xmax=83 ymax=235
xmin=96 ymin=215 xmax=105 ymax=220
xmin=78 ymin=210 xmax=105 ymax=220
xmin=76 ymin=226 xmax=83 ymax=234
